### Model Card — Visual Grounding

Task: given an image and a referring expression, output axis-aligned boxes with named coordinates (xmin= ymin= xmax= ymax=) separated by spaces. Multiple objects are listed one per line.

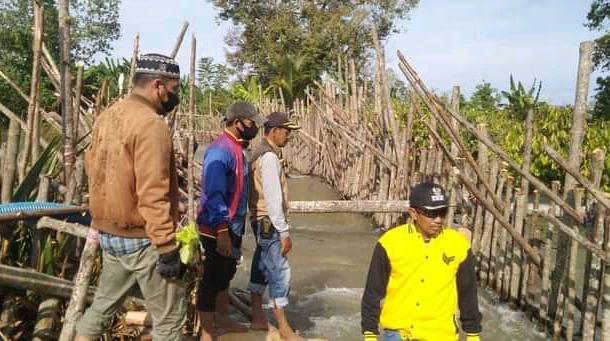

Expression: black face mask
xmin=160 ymin=91 xmax=179 ymax=114
xmin=238 ymin=120 xmax=259 ymax=141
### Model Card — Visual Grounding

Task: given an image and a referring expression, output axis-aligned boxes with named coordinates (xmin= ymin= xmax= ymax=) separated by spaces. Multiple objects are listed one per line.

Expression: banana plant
xmin=500 ymin=75 xmax=542 ymax=120
xmin=12 ymin=135 xmax=61 ymax=202
xmin=231 ymin=76 xmax=270 ymax=103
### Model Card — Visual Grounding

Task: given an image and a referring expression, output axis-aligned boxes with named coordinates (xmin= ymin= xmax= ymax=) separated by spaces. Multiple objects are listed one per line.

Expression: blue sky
xmin=107 ymin=0 xmax=600 ymax=105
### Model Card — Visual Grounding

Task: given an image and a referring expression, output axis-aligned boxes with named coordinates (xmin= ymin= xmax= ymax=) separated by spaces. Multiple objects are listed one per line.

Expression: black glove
xmin=156 ymin=248 xmax=185 ymax=280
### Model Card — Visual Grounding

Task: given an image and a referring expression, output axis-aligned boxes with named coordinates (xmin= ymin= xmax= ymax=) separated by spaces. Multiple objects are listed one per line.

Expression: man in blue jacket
xmin=197 ymin=101 xmax=264 ymax=341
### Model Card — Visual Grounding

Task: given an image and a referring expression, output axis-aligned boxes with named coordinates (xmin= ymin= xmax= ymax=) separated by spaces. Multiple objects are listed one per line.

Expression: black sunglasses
xmin=415 ymin=207 xmax=448 ymax=219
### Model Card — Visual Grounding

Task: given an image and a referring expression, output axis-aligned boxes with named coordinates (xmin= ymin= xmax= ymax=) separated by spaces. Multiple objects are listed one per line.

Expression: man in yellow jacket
xmin=361 ymin=182 xmax=482 ymax=341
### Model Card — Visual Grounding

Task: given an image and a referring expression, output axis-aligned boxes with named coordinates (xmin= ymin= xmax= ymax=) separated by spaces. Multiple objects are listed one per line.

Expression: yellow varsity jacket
xmin=361 ymin=224 xmax=482 ymax=340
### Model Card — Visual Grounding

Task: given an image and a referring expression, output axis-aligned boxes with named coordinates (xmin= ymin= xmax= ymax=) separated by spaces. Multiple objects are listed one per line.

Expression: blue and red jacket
xmin=197 ymin=130 xmax=249 ymax=238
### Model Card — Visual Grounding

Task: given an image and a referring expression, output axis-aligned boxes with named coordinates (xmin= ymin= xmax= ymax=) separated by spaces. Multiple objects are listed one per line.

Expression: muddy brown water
xmin=222 ymin=176 xmax=545 ymax=340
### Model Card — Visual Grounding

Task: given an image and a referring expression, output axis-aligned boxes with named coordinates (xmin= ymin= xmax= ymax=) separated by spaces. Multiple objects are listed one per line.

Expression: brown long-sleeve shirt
xmin=85 ymin=94 xmax=179 ymax=254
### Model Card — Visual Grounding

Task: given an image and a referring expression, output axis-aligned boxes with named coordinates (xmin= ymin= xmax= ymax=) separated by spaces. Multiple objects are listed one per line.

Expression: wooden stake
xmin=1 ymin=119 xmax=20 ymax=203
xmin=128 ymin=33 xmax=140 ymax=94
xmin=18 ymin=0 xmax=44 ymax=182
xmin=59 ymin=0 xmax=75 ymax=184
xmin=170 ymin=21 xmax=190 ymax=59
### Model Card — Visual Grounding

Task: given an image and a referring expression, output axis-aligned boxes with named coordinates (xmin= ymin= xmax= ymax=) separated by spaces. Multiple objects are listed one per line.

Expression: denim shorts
xmin=247 ymin=218 xmax=291 ymax=308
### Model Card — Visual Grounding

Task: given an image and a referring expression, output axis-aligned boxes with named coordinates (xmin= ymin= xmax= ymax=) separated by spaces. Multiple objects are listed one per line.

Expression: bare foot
xmin=199 ymin=329 xmax=217 ymax=341
xmin=215 ymin=320 xmax=249 ymax=335
xmin=250 ymin=317 xmax=270 ymax=331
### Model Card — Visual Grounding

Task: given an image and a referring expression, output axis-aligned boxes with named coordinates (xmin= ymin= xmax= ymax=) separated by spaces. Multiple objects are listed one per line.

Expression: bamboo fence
xmin=0 ymin=4 xmax=607 ymax=339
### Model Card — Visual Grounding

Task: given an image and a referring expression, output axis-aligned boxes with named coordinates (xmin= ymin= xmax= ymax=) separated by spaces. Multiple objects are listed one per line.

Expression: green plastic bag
xmin=176 ymin=222 xmax=200 ymax=265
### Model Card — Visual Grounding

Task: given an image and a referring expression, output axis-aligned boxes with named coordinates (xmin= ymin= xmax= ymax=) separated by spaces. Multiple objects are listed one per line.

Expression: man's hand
xmin=216 ymin=229 xmax=232 ymax=257
xmin=280 ymin=236 xmax=292 ymax=257
xmin=156 ymin=248 xmax=185 ymax=280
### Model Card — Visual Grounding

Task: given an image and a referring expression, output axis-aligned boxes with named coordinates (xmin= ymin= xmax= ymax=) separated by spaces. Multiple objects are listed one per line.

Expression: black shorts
xmin=196 ymin=231 xmax=242 ymax=312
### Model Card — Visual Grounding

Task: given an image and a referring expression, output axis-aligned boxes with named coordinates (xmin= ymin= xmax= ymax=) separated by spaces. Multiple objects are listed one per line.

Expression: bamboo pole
xmin=566 ymin=188 xmax=584 ymax=340
xmin=509 ymin=186 xmax=528 ymax=304
xmin=540 ymin=181 xmax=561 ymax=332
xmin=58 ymin=228 xmax=99 ymax=341
xmin=535 ymin=211 xmax=608 ymax=262
xmin=488 ymin=168 xmax=506 ymax=288
xmin=0 ymin=70 xmax=61 ymax=135
xmin=59 ymin=0 xmax=75 ymax=184
xmin=582 ymin=149 xmax=606 ymax=341
xmin=73 ymin=64 xmax=84 ymax=142
xmin=539 ymin=218 xmax=554 ymax=332
xmin=0 ymin=264 xmax=96 ymax=300
xmin=187 ymin=34 xmax=196 ymax=222
xmin=0 ymin=100 xmax=27 ymax=129
xmin=32 ymin=94 xmax=41 ymax=161
xmin=583 ymin=205 xmax=606 ymax=341
xmin=1 ymin=119 xmax=20 ymax=203
xmin=471 ymin=124 xmax=489 ymax=255
xmin=603 ymin=214 xmax=610 ymax=340
xmin=446 ymin=86 xmax=460 ymax=224
xmin=169 ymin=21 xmax=190 ymax=59
xmin=553 ymin=43 xmax=594 ymax=318
xmin=421 ymin=119 xmax=542 ymax=266
xmin=480 ymin=160 xmax=501 ymax=283
xmin=456 ymin=171 xmax=541 ymax=266
xmin=563 ymin=41 xmax=594 ymax=199
xmin=127 ymin=33 xmax=140 ymax=94
xmin=544 ymin=145 xmax=610 ymax=211
xmin=396 ymin=51 xmax=584 ymax=224
xmin=18 ymin=0 xmax=44 ymax=182
xmin=525 ymin=189 xmax=540 ymax=309
xmin=493 ymin=173 xmax=510 ymax=291
xmin=397 ymin=57 xmax=505 ymax=212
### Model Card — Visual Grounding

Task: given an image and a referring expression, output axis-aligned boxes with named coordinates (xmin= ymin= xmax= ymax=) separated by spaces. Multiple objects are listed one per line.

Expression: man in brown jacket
xmin=75 ymin=54 xmax=186 ymax=341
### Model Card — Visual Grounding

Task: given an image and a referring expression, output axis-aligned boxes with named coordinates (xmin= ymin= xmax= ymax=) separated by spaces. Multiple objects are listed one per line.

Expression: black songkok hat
xmin=136 ymin=53 xmax=180 ymax=79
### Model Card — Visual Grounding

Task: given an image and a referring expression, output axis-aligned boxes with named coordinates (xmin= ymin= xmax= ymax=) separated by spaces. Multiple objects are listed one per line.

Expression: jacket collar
xmin=128 ymin=93 xmax=159 ymax=113
xmin=223 ymin=129 xmax=243 ymax=147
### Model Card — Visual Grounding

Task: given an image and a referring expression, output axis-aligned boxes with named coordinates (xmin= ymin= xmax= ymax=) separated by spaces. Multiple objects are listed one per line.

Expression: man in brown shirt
xmin=75 ymin=54 xmax=186 ymax=341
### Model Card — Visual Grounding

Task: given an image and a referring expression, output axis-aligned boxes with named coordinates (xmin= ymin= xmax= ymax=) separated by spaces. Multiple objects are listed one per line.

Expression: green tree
xmin=0 ymin=0 xmax=121 ymax=127
xmin=208 ymin=0 xmax=419 ymax=102
xmin=586 ymin=0 xmax=610 ymax=120
xmin=465 ymin=82 xmax=501 ymax=113
xmin=197 ymin=57 xmax=233 ymax=91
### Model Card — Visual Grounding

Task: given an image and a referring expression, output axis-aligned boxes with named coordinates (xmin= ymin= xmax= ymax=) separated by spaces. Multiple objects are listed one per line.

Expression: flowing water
xmin=227 ymin=176 xmax=546 ymax=340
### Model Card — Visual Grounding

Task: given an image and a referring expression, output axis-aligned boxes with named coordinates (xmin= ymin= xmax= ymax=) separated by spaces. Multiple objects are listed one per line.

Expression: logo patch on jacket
xmin=442 ymin=252 xmax=455 ymax=265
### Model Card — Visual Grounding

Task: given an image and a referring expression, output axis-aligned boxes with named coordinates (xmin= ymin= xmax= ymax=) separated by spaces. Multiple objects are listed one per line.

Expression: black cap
xmin=265 ymin=112 xmax=301 ymax=130
xmin=409 ymin=182 xmax=448 ymax=210
xmin=226 ymin=101 xmax=266 ymax=126
xmin=136 ymin=53 xmax=180 ymax=79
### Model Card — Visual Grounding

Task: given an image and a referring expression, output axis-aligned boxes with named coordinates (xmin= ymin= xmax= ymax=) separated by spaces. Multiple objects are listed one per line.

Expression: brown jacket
xmin=85 ymin=94 xmax=179 ymax=254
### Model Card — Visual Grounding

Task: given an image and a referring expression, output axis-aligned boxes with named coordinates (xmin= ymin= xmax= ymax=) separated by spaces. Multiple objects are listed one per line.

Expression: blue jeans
xmin=248 ymin=219 xmax=291 ymax=308
xmin=383 ymin=330 xmax=404 ymax=341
